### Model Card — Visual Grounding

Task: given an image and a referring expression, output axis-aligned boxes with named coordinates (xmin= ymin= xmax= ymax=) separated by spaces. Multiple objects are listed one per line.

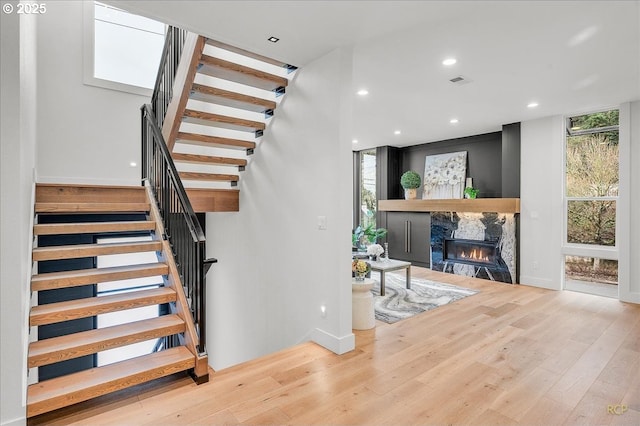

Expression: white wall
xmin=205 ymin=47 xmax=355 ymax=370
xmin=520 ymin=116 xmax=565 ymax=290
xmin=625 ymin=101 xmax=640 ymax=302
xmin=1 ymin=7 xmax=37 ymax=426
xmin=36 ymin=0 xmax=148 ymax=186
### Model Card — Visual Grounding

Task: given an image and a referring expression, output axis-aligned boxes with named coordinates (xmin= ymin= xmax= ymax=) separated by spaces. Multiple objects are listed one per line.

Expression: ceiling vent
xmin=449 ymin=75 xmax=472 ymax=85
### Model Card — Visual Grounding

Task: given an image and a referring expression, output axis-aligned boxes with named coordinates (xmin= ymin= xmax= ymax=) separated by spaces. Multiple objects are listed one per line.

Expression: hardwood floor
xmin=29 ymin=268 xmax=640 ymax=425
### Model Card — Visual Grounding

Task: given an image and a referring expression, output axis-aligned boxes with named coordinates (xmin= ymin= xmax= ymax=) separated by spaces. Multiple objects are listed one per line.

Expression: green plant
xmin=464 ymin=186 xmax=479 ymax=199
xmin=400 ymin=171 xmax=422 ymax=189
xmin=352 ymin=224 xmax=388 ymax=247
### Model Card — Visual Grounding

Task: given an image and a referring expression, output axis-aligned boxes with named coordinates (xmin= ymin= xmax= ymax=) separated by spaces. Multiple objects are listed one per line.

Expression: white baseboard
xmin=619 ymin=290 xmax=640 ymax=304
xmin=1 ymin=415 xmax=26 ymax=426
xmin=519 ymin=275 xmax=560 ymax=291
xmin=311 ymin=328 xmax=355 ymax=355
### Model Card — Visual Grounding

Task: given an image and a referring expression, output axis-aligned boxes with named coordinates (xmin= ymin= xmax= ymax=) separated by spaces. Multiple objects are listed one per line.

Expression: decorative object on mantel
xmin=370 ymin=272 xmax=478 ymax=324
xmin=464 ymin=177 xmax=479 ymax=199
xmin=464 ymin=186 xmax=479 ymax=199
xmin=366 ymin=243 xmax=384 ymax=261
xmin=423 ymin=151 xmax=467 ymax=199
xmin=400 ymin=170 xmax=422 ymax=200
xmin=352 ymin=259 xmax=371 ymax=281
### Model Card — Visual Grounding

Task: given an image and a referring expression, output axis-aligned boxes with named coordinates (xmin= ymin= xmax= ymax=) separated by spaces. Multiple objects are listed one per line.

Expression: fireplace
xmin=430 ymin=212 xmax=517 ymax=284
xmin=444 ymin=238 xmax=500 ymax=267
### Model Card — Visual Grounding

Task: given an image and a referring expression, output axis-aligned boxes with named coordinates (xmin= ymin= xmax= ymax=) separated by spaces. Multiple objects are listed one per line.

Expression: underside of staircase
xmin=160 ymin=34 xmax=297 ymax=213
xmin=27 ymin=183 xmax=208 ymax=418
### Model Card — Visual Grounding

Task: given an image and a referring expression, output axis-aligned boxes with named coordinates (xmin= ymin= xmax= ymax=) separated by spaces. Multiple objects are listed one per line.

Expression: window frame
xmin=82 ymin=0 xmax=158 ymax=97
xmin=562 ymin=107 xmax=620 ymax=262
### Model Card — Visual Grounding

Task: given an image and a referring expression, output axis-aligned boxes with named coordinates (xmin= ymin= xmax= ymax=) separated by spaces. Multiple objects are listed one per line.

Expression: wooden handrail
xmin=145 ymin=183 xmax=209 ymax=381
xmin=161 ymin=33 xmax=206 ymax=151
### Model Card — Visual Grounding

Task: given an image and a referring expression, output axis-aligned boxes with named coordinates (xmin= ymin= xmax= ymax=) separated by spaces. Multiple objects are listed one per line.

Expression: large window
xmin=564 ymin=109 xmax=619 ymax=294
xmin=84 ymin=2 xmax=165 ymax=95
xmin=359 ymin=149 xmax=377 ymax=228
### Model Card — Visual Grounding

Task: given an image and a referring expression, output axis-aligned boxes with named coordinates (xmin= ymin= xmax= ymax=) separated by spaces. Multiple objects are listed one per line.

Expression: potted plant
xmin=464 ymin=186 xmax=479 ymax=199
xmin=401 ymin=170 xmax=421 ymax=200
xmin=352 ymin=224 xmax=388 ymax=250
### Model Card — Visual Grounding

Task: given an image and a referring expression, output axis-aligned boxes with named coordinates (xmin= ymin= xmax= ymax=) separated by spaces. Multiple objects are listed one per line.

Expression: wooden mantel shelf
xmin=378 ymin=198 xmax=520 ymax=214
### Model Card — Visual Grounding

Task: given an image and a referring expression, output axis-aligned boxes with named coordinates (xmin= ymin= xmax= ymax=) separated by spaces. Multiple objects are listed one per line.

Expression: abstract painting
xmin=423 ymin=151 xmax=467 ymax=199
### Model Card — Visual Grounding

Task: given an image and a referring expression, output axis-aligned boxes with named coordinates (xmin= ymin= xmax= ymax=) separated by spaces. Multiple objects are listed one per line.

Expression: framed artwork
xmin=423 ymin=151 xmax=467 ymax=199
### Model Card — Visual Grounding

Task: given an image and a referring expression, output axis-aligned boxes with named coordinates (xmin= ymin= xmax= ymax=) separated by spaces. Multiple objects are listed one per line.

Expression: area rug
xmin=369 ymin=272 xmax=479 ymax=324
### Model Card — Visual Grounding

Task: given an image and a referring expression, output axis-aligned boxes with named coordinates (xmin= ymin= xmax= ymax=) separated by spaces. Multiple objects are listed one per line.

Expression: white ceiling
xmin=109 ymin=0 xmax=640 ymax=149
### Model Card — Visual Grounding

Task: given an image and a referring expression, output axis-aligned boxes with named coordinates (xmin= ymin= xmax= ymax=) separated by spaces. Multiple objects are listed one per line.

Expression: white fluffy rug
xmin=369 ymin=272 xmax=479 ymax=324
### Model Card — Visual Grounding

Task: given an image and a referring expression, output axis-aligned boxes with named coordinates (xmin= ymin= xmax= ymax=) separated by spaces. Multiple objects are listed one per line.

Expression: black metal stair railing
xmin=142 ymin=104 xmax=215 ymax=355
xmin=151 ymin=26 xmax=187 ymax=129
xmin=142 ymin=25 xmax=214 ymax=356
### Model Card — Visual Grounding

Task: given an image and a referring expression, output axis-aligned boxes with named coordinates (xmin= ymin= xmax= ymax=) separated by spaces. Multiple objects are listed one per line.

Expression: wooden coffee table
xmin=367 ymin=258 xmax=411 ymax=296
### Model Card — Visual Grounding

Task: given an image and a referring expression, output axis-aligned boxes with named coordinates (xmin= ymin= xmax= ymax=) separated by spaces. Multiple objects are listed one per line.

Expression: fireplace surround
xmin=431 ymin=212 xmax=517 ymax=284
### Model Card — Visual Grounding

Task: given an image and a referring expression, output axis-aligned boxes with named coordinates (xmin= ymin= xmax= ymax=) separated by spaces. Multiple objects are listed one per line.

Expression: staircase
xmin=26 ymin=26 xmax=296 ymax=419
xmin=153 ymin=30 xmax=297 ymax=212
xmin=26 ymin=183 xmax=208 ymax=418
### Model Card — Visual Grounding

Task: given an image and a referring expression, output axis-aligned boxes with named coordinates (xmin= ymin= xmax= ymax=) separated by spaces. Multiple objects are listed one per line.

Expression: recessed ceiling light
xmin=267 ymin=36 xmax=279 ymax=43
xmin=357 ymin=89 xmax=369 ymax=96
xmin=527 ymin=102 xmax=539 ymax=108
xmin=352 ymin=139 xmax=358 ymax=144
xmin=129 ymin=162 xmax=137 ymax=167
xmin=450 ymin=118 xmax=459 ymax=124
xmin=442 ymin=58 xmax=457 ymax=66
xmin=394 ymin=130 xmax=401 ymax=135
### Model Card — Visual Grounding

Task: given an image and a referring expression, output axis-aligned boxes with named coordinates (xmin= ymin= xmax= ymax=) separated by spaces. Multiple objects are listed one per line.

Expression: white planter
xmin=404 ymin=188 xmax=417 ymax=200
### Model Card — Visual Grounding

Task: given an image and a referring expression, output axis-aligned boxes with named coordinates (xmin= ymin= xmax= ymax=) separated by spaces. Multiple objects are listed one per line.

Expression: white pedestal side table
xmin=352 ymin=278 xmax=376 ymax=330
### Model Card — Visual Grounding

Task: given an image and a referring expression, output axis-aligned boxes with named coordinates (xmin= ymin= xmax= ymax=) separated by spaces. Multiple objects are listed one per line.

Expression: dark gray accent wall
xmin=400 ymin=131 xmax=503 ymax=198
xmin=375 ymin=146 xmax=402 ymax=231
xmin=501 ymin=122 xmax=521 ymax=198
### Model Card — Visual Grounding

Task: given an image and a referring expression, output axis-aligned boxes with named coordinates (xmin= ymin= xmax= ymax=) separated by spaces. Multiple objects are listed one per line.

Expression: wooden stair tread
xmin=31 ymin=263 xmax=168 ymax=292
xmin=185 ymin=188 xmax=240 ymax=213
xmin=35 ymin=203 xmax=150 ymax=213
xmin=172 ymin=152 xmax=247 ymax=168
xmin=33 ymin=221 xmax=156 ymax=236
xmin=27 ymin=346 xmax=195 ymax=418
xmin=182 ymin=109 xmax=265 ymax=133
xmin=33 ymin=240 xmax=162 ymax=261
xmin=36 ymin=184 xmax=147 ymax=204
xmin=190 ymin=83 xmax=275 ymax=113
xmin=199 ymin=54 xmax=288 ymax=91
xmin=176 ymin=132 xmax=255 ymax=150
xmin=179 ymin=171 xmax=239 ymax=182
xmin=205 ymin=38 xmax=295 ymax=69
xmin=28 ymin=315 xmax=185 ymax=368
xmin=30 ymin=287 xmax=176 ymax=326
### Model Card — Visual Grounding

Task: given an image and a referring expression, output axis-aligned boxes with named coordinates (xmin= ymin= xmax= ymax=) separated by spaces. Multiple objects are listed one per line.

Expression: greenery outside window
xmin=564 ymin=109 xmax=619 ymax=289
xmin=359 ymin=149 xmax=377 ymax=229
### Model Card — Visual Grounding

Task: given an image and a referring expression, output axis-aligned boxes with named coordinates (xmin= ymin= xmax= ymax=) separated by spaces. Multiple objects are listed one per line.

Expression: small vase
xmin=354 ymin=272 xmax=366 ymax=281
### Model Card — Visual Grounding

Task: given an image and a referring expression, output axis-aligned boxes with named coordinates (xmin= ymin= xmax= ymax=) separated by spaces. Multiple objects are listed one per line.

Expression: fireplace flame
xmin=460 ymin=249 xmax=490 ymax=262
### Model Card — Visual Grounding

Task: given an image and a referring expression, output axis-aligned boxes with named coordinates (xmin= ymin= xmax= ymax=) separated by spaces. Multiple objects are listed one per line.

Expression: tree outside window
xmin=565 ymin=109 xmax=619 ymax=285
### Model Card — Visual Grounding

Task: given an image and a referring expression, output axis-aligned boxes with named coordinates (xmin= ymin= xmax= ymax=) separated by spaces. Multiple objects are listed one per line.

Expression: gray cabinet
xmin=385 ymin=212 xmax=430 ymax=267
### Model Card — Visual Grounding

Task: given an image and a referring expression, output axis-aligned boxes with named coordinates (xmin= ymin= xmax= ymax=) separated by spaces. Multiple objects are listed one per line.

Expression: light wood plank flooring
xmin=29 ymin=268 xmax=640 ymax=425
